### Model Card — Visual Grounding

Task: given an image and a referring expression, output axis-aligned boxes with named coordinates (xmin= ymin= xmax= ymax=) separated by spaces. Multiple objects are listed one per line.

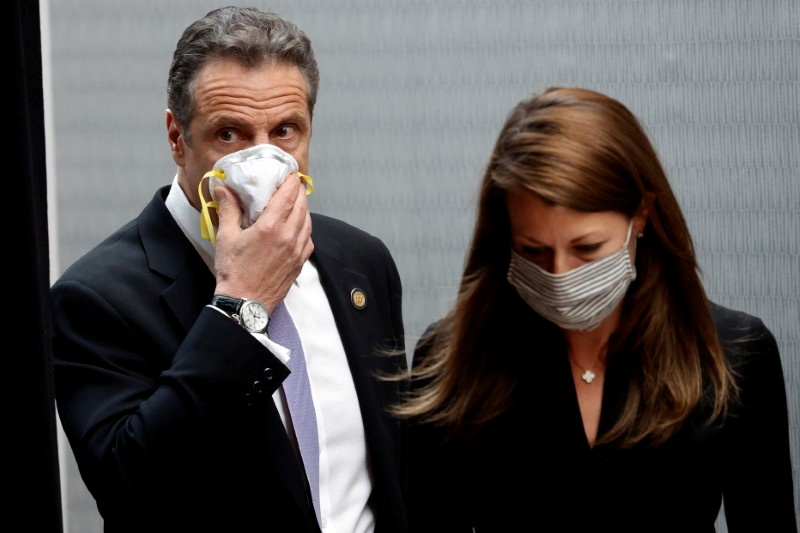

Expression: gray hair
xmin=167 ymin=6 xmax=319 ymax=145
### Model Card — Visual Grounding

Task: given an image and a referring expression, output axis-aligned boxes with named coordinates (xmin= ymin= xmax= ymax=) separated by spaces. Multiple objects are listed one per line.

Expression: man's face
xmin=167 ymin=57 xmax=312 ymax=210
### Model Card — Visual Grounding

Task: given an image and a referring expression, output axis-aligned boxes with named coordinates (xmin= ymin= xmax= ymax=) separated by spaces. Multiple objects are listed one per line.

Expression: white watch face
xmin=240 ymin=300 xmax=269 ymax=332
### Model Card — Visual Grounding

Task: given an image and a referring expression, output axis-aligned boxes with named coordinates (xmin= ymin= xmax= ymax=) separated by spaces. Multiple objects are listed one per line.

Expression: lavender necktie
xmin=268 ymin=301 xmax=320 ymax=523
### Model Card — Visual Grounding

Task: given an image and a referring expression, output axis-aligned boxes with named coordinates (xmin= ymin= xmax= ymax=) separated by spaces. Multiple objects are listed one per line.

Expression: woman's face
xmin=508 ymin=189 xmax=646 ymax=274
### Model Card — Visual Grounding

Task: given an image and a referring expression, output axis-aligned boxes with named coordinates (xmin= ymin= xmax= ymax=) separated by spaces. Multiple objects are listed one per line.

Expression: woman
xmin=395 ymin=87 xmax=796 ymax=531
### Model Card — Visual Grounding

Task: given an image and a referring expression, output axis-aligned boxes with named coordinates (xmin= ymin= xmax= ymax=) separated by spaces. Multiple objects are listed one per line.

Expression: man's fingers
xmin=284 ymin=180 xmax=311 ymax=242
xmin=301 ymin=234 xmax=315 ymax=263
xmin=262 ymin=175 xmax=307 ymax=225
xmin=215 ymin=185 xmax=243 ymax=231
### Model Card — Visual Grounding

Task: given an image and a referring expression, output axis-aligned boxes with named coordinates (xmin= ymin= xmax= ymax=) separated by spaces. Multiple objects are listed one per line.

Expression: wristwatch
xmin=211 ymin=295 xmax=270 ymax=334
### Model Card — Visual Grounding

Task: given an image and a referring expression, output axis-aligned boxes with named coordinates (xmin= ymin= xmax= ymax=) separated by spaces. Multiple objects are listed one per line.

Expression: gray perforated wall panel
xmin=43 ymin=1 xmax=798 ymax=530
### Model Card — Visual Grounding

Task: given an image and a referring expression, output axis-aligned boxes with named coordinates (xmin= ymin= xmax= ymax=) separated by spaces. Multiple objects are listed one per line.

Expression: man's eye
xmin=219 ymin=129 xmax=241 ymax=142
xmin=275 ymin=125 xmax=296 ymax=138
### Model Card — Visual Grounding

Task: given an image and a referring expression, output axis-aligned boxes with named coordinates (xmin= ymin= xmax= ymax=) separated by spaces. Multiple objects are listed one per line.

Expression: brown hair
xmin=393 ymin=87 xmax=736 ymax=446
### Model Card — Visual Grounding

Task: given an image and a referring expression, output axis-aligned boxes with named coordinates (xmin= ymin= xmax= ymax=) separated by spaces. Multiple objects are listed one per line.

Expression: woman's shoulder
xmin=709 ymin=300 xmax=770 ymax=336
xmin=708 ymin=300 xmax=786 ymax=401
xmin=708 ymin=300 xmax=778 ymax=356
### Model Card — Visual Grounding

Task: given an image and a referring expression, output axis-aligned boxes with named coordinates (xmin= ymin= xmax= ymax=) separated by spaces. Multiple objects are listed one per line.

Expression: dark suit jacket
xmin=406 ymin=297 xmax=796 ymax=532
xmin=52 ymin=186 xmax=408 ymax=533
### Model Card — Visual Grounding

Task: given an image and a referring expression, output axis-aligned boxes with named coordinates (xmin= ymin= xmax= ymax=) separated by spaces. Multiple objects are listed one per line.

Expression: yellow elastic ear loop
xmin=299 ymin=173 xmax=314 ymax=195
xmin=199 ymin=169 xmax=226 ymax=248
xmin=199 ymin=171 xmax=312 ymax=248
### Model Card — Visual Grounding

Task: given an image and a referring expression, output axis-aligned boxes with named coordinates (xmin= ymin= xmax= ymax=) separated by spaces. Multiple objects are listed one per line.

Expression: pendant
xmin=581 ymin=370 xmax=596 ymax=384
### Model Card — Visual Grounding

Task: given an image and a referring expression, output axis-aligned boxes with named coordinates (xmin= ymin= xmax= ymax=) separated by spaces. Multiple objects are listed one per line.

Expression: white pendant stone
xmin=581 ymin=370 xmax=596 ymax=384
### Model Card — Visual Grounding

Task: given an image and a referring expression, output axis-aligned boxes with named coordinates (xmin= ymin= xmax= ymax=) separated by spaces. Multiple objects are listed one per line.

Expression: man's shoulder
xmin=56 ymin=218 xmax=142 ymax=284
xmin=54 ymin=186 xmax=176 ymax=287
xmin=310 ymin=212 xmax=386 ymax=250
xmin=311 ymin=212 xmax=374 ymax=238
xmin=309 ymin=212 xmax=399 ymax=276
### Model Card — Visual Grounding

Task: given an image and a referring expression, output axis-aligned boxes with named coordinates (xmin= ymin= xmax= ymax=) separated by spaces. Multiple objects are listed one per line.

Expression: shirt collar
xmin=164 ymin=174 xmax=216 ymax=274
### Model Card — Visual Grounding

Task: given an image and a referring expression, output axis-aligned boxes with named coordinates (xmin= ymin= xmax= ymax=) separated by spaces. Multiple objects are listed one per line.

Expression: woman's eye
xmin=575 ymin=243 xmax=602 ymax=254
xmin=521 ymin=246 xmax=546 ymax=257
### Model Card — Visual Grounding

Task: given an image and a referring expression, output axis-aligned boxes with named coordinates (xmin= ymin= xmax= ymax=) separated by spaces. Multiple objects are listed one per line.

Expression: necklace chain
xmin=568 ymin=355 xmax=603 ymax=384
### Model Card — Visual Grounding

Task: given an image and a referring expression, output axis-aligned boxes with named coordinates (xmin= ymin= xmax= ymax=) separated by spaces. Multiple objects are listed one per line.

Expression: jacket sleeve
xmin=51 ymin=276 xmax=289 ymax=518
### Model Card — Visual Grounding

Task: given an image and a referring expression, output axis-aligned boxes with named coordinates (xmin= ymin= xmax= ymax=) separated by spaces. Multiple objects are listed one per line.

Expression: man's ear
xmin=166 ymin=109 xmax=185 ymax=164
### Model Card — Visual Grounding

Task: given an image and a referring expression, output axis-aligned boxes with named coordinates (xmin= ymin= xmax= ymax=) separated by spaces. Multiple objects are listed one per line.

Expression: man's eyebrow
xmin=205 ymin=115 xmax=249 ymax=130
xmin=272 ymin=110 xmax=309 ymax=125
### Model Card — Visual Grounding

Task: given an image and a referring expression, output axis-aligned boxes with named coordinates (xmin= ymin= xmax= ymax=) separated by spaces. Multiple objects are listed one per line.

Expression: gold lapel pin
xmin=350 ymin=288 xmax=367 ymax=310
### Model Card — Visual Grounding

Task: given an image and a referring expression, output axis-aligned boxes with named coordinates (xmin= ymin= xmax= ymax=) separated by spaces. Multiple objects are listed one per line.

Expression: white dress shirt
xmin=165 ymin=176 xmax=375 ymax=532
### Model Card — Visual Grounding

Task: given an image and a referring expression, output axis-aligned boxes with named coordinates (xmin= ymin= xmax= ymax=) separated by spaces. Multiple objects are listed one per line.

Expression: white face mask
xmin=198 ymin=144 xmax=314 ymax=246
xmin=507 ymin=220 xmax=637 ymax=332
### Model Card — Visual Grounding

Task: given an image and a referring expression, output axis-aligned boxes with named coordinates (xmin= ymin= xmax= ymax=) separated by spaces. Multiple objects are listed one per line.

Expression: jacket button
xmin=262 ymin=367 xmax=274 ymax=380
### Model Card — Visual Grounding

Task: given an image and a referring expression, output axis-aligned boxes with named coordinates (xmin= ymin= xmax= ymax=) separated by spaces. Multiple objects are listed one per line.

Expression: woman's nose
xmin=550 ymin=253 xmax=573 ymax=275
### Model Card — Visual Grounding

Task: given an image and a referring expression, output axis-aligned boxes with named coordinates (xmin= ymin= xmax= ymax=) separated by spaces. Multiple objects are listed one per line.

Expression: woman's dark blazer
xmin=406 ymin=298 xmax=796 ymax=532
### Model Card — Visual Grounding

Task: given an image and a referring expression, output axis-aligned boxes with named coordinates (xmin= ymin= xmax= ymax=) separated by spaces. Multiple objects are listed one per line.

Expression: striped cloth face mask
xmin=507 ymin=220 xmax=637 ymax=332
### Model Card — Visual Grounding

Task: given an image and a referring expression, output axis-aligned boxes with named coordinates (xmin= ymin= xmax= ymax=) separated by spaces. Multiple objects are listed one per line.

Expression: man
xmin=52 ymin=7 xmax=407 ymax=533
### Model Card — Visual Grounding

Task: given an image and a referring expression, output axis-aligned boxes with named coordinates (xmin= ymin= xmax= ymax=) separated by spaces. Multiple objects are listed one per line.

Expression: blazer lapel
xmin=309 ymin=237 xmax=381 ymax=390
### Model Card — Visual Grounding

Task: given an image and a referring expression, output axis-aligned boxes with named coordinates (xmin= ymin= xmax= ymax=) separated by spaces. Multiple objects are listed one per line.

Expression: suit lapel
xmin=138 ymin=186 xmax=216 ymax=332
xmin=310 ymin=235 xmax=381 ymax=393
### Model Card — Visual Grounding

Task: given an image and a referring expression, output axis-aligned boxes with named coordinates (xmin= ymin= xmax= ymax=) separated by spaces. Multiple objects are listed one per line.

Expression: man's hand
xmin=213 ymin=174 xmax=313 ymax=312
